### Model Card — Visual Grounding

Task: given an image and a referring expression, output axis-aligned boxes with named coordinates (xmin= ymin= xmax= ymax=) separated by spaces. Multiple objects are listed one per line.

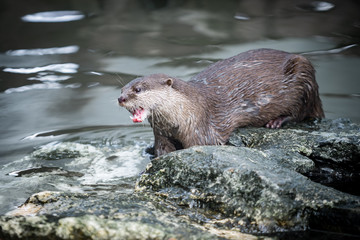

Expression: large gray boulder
xmin=136 ymin=119 xmax=360 ymax=234
xmin=136 ymin=145 xmax=360 ymax=234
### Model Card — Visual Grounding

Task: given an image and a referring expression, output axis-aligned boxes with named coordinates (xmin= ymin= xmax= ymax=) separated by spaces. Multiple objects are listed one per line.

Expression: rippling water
xmin=0 ymin=0 xmax=359 ymax=215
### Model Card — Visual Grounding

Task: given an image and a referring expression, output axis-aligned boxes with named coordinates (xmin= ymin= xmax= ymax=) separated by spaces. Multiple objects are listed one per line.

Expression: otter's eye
xmin=134 ymin=87 xmax=141 ymax=93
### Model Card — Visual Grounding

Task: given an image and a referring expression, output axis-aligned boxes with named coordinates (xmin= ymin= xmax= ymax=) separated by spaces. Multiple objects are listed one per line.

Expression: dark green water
xmin=0 ymin=1 xmax=359 ymax=237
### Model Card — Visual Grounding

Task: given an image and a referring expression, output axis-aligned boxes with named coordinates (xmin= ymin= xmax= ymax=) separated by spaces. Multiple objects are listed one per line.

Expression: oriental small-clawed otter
xmin=118 ymin=48 xmax=324 ymax=157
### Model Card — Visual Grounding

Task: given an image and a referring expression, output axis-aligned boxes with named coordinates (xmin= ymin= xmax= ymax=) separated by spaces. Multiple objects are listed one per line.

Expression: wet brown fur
xmin=119 ymin=49 xmax=324 ymax=156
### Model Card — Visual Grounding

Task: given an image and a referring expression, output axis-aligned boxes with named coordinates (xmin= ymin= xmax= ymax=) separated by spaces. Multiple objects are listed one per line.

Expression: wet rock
xmin=136 ymin=145 xmax=360 ymax=234
xmin=1 ymin=119 xmax=359 ymax=239
xmin=229 ymin=118 xmax=360 ymax=196
xmin=136 ymin=119 xmax=360 ymax=235
xmin=0 ymin=191 xmax=220 ymax=240
xmin=230 ymin=119 xmax=360 ymax=164
xmin=0 ymin=215 xmax=55 ymax=239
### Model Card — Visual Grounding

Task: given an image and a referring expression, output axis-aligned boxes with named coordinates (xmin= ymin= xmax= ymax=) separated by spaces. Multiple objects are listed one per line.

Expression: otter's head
xmin=118 ymin=74 xmax=174 ymax=123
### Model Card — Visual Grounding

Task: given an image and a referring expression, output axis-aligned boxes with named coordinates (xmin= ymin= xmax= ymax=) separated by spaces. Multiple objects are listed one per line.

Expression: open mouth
xmin=130 ymin=107 xmax=147 ymax=123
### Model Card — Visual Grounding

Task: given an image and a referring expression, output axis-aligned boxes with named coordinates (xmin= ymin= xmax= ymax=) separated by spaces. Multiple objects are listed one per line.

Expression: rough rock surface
xmin=136 ymin=145 xmax=360 ymax=234
xmin=136 ymin=119 xmax=360 ymax=235
xmin=1 ymin=119 xmax=359 ymax=239
xmin=0 ymin=191 xmax=220 ymax=240
xmin=230 ymin=119 xmax=360 ymax=196
xmin=230 ymin=119 xmax=360 ymax=166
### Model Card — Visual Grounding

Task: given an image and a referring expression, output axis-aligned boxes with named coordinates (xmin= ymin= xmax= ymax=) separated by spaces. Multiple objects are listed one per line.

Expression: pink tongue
xmin=132 ymin=109 xmax=145 ymax=123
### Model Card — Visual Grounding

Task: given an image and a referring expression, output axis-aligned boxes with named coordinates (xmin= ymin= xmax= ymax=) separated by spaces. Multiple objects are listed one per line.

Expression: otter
xmin=118 ymin=48 xmax=324 ymax=157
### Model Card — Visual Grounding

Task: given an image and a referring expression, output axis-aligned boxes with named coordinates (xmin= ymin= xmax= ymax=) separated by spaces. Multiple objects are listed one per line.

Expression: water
xmin=0 ymin=0 xmax=359 ymax=219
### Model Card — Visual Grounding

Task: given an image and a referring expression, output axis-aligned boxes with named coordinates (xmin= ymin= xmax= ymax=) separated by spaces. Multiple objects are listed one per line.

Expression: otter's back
xmin=189 ymin=48 xmax=323 ymax=128
xmin=190 ymin=48 xmax=290 ymax=86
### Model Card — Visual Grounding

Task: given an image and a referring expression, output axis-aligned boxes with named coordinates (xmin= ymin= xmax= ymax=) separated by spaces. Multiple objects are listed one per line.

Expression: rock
xmin=136 ymin=145 xmax=360 ymax=234
xmin=229 ymin=119 xmax=360 ymax=166
xmin=0 ymin=215 xmax=55 ymax=239
xmin=1 ymin=119 xmax=359 ymax=239
xmin=229 ymin=118 xmax=360 ymax=196
xmin=5 ymin=191 xmax=63 ymax=216
xmin=0 ymin=191 xmax=220 ymax=240
xmin=136 ymin=119 xmax=360 ymax=235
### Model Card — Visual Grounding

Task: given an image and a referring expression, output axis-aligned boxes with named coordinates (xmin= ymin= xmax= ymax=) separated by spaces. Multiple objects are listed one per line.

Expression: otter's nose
xmin=118 ymin=96 xmax=127 ymax=104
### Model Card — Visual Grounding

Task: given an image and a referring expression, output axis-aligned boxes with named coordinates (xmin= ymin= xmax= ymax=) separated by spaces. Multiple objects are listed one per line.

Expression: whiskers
xmin=112 ymin=73 xmax=125 ymax=106
xmin=111 ymin=98 xmax=120 ymax=106
xmin=114 ymin=73 xmax=126 ymax=87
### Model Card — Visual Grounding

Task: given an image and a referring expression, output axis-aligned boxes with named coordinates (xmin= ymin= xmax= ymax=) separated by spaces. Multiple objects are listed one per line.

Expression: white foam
xmin=79 ymin=145 xmax=145 ymax=184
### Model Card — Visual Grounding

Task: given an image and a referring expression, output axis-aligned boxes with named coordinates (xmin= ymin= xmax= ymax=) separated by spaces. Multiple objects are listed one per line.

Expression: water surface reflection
xmin=0 ymin=0 xmax=359 ymax=220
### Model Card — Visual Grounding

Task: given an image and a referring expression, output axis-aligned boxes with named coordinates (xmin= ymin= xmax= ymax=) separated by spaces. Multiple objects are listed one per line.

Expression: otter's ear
xmin=165 ymin=78 xmax=173 ymax=87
